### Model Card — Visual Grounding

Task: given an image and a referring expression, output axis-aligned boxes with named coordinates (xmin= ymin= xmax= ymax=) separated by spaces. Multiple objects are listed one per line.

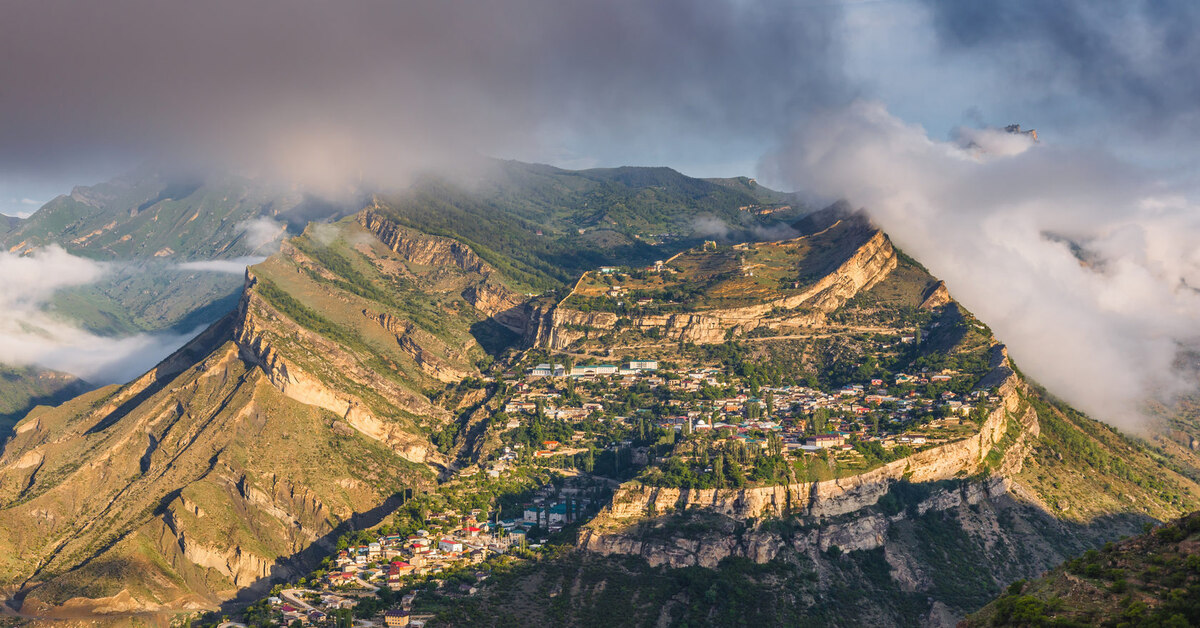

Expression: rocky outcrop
xmin=579 ymin=476 xmax=1014 ymax=569
xmin=580 ymin=361 xmax=1039 ymax=570
xmin=461 ymin=281 xmax=530 ymax=334
xmin=920 ymin=280 xmax=952 ymax=310
xmin=359 ymin=208 xmax=488 ymax=274
xmin=235 ymin=273 xmax=444 ymax=465
xmin=359 ymin=207 xmax=534 ymax=335
xmin=371 ymin=311 xmax=472 ymax=383
xmin=536 ymin=220 xmax=899 ymax=349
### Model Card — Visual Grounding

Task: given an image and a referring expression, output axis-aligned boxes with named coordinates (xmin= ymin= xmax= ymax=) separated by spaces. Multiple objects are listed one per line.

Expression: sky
xmin=2 ymin=0 xmax=1199 ymax=430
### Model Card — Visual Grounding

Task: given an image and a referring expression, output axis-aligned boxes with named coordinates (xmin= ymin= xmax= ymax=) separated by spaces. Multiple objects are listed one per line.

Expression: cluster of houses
xmin=528 ymin=359 xmax=659 ymax=379
xmin=324 ymin=519 xmax=512 ymax=591
xmin=505 ymin=359 xmax=999 ymax=462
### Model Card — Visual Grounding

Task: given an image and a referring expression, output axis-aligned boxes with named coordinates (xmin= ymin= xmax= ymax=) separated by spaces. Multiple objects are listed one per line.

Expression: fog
xmin=763 ymin=101 xmax=1200 ymax=432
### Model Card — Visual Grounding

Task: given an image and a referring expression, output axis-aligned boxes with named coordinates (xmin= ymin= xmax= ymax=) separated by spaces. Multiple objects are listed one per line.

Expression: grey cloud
xmin=918 ymin=0 xmax=1200 ymax=142
xmin=175 ymin=257 xmax=266 ymax=275
xmin=0 ymin=0 xmax=849 ymax=187
xmin=764 ymin=101 xmax=1200 ymax=433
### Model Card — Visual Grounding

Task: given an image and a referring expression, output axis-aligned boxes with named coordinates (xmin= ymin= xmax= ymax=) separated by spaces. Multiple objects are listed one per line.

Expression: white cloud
xmin=176 ymin=256 xmax=266 ymax=274
xmin=236 ymin=217 xmax=286 ymax=253
xmin=764 ymin=101 xmax=1200 ymax=432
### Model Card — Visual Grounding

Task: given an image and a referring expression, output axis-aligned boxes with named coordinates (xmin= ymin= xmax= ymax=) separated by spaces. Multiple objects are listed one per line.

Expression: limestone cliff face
xmin=535 ymin=222 xmax=899 ymax=349
xmin=372 ymin=311 xmax=472 ymax=383
xmin=579 ymin=363 xmax=1038 ymax=571
xmin=359 ymin=208 xmax=532 ymax=334
xmin=359 ymin=208 xmax=487 ymax=274
xmin=234 ymin=275 xmax=444 ymax=465
xmin=579 ymin=475 xmax=1015 ymax=569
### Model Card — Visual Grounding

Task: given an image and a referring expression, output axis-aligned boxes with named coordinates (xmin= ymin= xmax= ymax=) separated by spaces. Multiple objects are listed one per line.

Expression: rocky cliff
xmin=359 ymin=208 xmax=532 ymax=334
xmin=235 ymin=274 xmax=447 ymax=465
xmin=534 ymin=218 xmax=899 ymax=349
xmin=579 ymin=359 xmax=1036 ymax=570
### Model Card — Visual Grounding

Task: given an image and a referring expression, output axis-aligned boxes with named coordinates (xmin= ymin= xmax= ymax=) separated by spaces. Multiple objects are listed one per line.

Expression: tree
xmin=583 ymin=448 xmax=595 ymax=473
xmin=768 ymin=433 xmax=783 ymax=458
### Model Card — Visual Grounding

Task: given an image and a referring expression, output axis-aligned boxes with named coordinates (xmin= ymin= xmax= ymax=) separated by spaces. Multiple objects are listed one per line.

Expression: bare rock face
xmin=579 ymin=476 xmax=1015 ymax=569
xmin=370 ymin=311 xmax=473 ymax=383
xmin=919 ymin=280 xmax=952 ymax=310
xmin=580 ymin=363 xmax=1037 ymax=571
xmin=536 ymin=219 xmax=899 ymax=349
xmin=359 ymin=208 xmax=487 ymax=274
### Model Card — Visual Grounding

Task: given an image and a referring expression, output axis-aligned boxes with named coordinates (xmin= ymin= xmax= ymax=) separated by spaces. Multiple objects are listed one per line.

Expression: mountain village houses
xmin=506 ymin=355 xmax=998 ymax=459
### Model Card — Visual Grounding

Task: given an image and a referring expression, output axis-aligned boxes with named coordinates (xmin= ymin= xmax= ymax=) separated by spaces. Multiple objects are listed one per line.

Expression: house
xmin=438 ymin=539 xmax=463 ymax=553
xmin=327 ymin=572 xmax=356 ymax=586
xmin=569 ymin=364 xmax=619 ymax=377
xmin=385 ymin=609 xmax=411 ymax=627
xmin=803 ymin=434 xmax=846 ymax=449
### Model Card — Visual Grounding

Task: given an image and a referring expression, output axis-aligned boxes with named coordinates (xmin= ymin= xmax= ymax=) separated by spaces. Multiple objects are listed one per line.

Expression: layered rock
xmin=535 ymin=219 xmax=899 ymax=349
xmin=579 ymin=360 xmax=1039 ymax=570
xmin=235 ymin=275 xmax=445 ymax=465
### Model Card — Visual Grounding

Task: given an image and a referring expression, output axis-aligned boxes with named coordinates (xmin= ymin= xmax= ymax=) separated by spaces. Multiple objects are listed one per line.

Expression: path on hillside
xmin=549 ymin=323 xmax=910 ymax=358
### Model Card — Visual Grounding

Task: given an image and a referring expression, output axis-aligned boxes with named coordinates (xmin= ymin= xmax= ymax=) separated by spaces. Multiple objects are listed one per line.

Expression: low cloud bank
xmin=764 ymin=101 xmax=1200 ymax=432
xmin=0 ymin=247 xmax=250 ymax=384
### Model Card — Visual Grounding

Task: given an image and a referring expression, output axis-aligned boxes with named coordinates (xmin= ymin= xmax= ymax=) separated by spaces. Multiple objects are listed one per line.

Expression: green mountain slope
xmin=372 ymin=161 xmax=798 ymax=291
xmin=0 ymin=215 xmax=526 ymax=620
xmin=0 ymin=366 xmax=90 ymax=434
xmin=965 ymin=510 xmax=1200 ymax=627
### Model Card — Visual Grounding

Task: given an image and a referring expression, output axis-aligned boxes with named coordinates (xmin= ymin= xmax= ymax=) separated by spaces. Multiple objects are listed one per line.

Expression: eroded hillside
xmin=0 ymin=213 xmax=532 ymax=621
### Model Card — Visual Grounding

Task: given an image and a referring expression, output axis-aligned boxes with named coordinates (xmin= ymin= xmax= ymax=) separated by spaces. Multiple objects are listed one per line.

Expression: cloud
xmin=764 ymin=101 xmax=1200 ymax=432
xmin=917 ymin=0 xmax=1200 ymax=150
xmin=689 ymin=216 xmax=799 ymax=243
xmin=0 ymin=246 xmax=207 ymax=384
xmin=175 ymin=256 xmax=266 ymax=274
xmin=235 ymin=217 xmax=286 ymax=252
xmin=0 ymin=0 xmax=848 ymax=191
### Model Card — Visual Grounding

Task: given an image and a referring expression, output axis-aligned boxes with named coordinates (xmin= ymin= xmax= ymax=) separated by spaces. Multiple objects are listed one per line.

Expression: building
xmin=626 ymin=359 xmax=658 ymax=371
xmin=570 ymin=364 xmax=618 ymax=377
xmin=803 ymin=434 xmax=846 ymax=449
xmin=385 ymin=609 xmax=411 ymax=627
xmin=529 ymin=363 xmax=565 ymax=378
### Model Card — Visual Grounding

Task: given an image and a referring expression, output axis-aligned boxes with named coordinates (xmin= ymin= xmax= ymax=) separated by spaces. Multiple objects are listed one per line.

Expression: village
xmin=233 ymin=292 xmax=1002 ymax=628
xmin=493 ymin=354 xmax=1000 ymax=464
xmin=245 ymin=472 xmax=607 ymax=627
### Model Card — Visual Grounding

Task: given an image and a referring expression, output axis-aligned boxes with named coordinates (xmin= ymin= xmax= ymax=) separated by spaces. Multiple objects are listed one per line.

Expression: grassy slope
xmin=965 ymin=511 xmax=1200 ymax=627
xmin=0 ymin=365 xmax=91 ymax=435
xmin=374 ymin=161 xmax=794 ymax=291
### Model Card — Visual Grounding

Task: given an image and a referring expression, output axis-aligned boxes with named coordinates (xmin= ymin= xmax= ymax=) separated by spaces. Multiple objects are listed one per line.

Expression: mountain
xmin=0 ymin=163 xmax=1196 ymax=626
xmin=0 ymin=215 xmax=506 ymax=621
xmin=0 ymin=366 xmax=90 ymax=431
xmin=426 ymin=215 xmax=1200 ymax=627
xmin=965 ymin=510 xmax=1200 ymax=626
